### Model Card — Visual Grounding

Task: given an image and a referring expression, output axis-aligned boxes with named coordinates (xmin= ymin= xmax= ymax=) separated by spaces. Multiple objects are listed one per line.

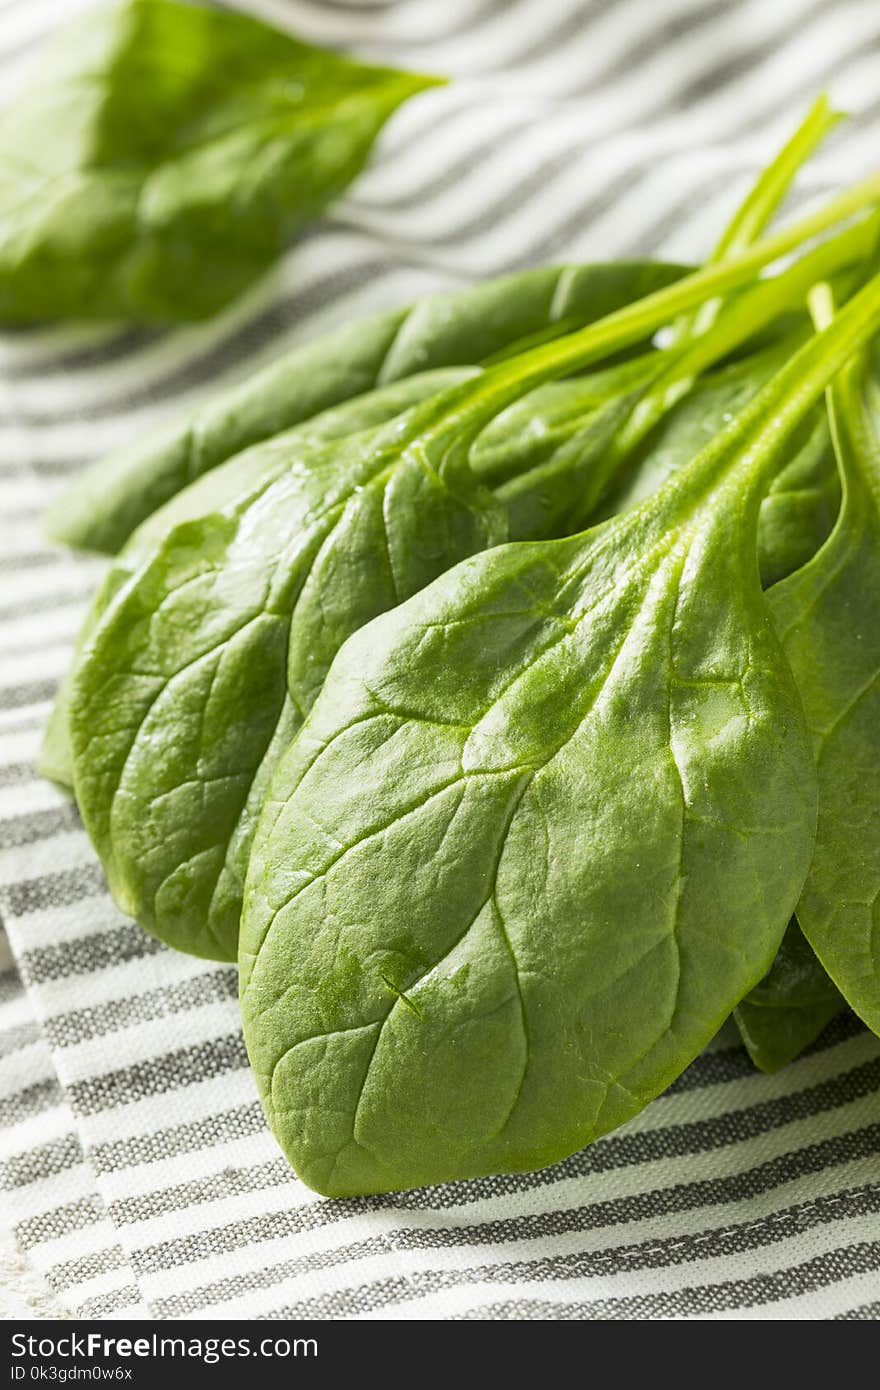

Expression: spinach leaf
xmin=758 ymin=415 xmax=842 ymax=587
xmin=64 ymin=369 xmax=495 ymax=958
xmin=768 ymin=286 xmax=880 ymax=1035
xmin=237 ymin=271 xmax=880 ymax=1197
xmin=0 ymin=0 xmax=439 ymax=323
xmin=733 ymin=918 xmax=846 ymax=1072
xmin=42 ymin=367 xmax=475 ymax=790
xmin=601 ymin=343 xmax=840 ymax=588
xmin=0 ymin=0 xmax=437 ymax=325
xmin=45 ymin=261 xmax=687 ymax=554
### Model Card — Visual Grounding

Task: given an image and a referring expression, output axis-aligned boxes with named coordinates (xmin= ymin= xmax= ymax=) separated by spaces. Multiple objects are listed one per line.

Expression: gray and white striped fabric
xmin=2 ymin=0 xmax=880 ymax=1321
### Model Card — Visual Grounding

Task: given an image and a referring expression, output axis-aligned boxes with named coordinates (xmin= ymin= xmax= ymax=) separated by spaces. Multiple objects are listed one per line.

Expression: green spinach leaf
xmin=768 ymin=286 xmax=880 ymax=1035
xmin=601 ymin=343 xmax=840 ymax=588
xmin=42 ymin=367 xmax=475 ymax=790
xmin=733 ymin=918 xmax=846 ymax=1072
xmin=237 ymin=269 xmax=880 ymax=1197
xmin=65 ymin=368 xmax=497 ymax=959
xmin=0 ymin=0 xmax=437 ymax=324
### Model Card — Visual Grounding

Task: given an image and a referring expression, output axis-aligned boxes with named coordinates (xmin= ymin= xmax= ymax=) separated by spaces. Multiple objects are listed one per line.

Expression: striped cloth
xmin=2 ymin=0 xmax=880 ymax=1322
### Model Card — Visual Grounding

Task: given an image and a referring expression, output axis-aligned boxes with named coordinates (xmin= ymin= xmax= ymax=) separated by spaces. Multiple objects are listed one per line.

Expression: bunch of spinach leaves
xmin=54 ymin=223 xmax=865 ymax=963
xmin=239 ymin=263 xmax=880 ymax=1194
xmin=43 ymin=99 xmax=880 ymax=1195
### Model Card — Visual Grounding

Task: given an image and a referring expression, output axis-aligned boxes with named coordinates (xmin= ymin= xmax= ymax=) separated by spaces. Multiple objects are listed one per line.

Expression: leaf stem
xmin=665 ymin=265 xmax=880 ymax=511
xmin=672 ymin=92 xmax=843 ymax=342
xmin=615 ymin=212 xmax=878 ymax=457
xmin=495 ymin=216 xmax=879 ymax=535
xmin=424 ymin=168 xmax=880 ymax=467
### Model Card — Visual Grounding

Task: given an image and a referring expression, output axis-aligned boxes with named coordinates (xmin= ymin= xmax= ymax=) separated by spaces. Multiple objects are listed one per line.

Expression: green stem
xmin=673 ymin=93 xmax=842 ymax=342
xmin=423 ymin=168 xmax=880 ymax=470
xmin=614 ymin=211 xmax=878 ymax=458
xmin=662 ymin=266 xmax=880 ymax=513
xmin=483 ymin=214 xmax=877 ymax=537
xmin=713 ymin=95 xmax=842 ymax=261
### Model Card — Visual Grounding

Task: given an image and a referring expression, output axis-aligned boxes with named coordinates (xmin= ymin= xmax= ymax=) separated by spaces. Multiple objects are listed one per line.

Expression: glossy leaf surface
xmin=770 ymin=312 xmax=880 ymax=1035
